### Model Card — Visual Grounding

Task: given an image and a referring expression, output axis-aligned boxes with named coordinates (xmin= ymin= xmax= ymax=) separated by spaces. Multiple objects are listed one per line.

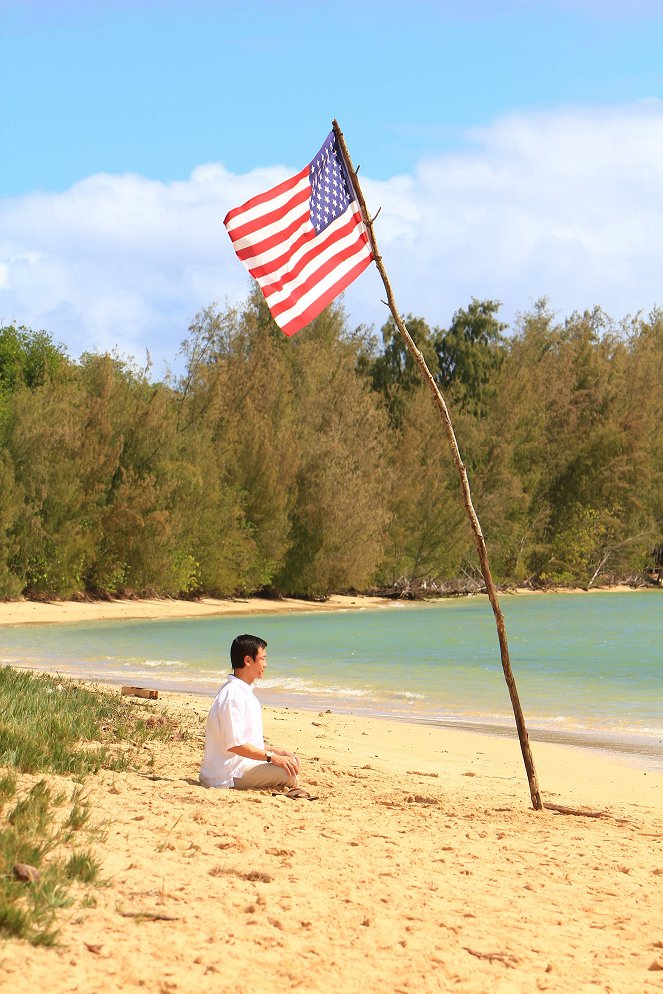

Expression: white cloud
xmin=0 ymin=162 xmax=295 ymax=371
xmin=2 ymin=100 xmax=663 ymax=371
xmin=349 ymin=100 xmax=663 ymax=335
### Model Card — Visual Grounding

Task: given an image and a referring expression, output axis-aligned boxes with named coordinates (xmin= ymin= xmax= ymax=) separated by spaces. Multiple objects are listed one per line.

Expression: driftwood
xmin=121 ymin=686 xmax=159 ymax=700
xmin=463 ymin=947 xmax=520 ymax=967
xmin=544 ymin=803 xmax=610 ymax=819
xmin=119 ymin=911 xmax=179 ymax=922
xmin=333 ymin=119 xmax=543 ymax=811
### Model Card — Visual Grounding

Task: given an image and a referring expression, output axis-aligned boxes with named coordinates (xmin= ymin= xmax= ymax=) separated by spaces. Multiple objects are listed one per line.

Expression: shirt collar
xmin=228 ymin=672 xmax=255 ymax=694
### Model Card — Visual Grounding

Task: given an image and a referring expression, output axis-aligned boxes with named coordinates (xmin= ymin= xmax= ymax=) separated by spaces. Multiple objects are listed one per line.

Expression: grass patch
xmin=0 ymin=666 xmax=184 ymax=945
xmin=0 ymin=666 xmax=182 ymax=776
xmin=65 ymin=850 xmax=103 ymax=884
xmin=0 ymin=779 xmax=85 ymax=945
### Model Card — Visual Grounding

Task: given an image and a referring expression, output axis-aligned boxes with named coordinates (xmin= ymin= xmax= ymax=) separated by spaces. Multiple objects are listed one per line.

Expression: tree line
xmin=1 ymin=288 xmax=661 ymax=601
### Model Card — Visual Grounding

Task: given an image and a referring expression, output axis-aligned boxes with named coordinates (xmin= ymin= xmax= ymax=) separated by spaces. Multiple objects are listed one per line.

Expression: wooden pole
xmin=332 ymin=118 xmax=544 ymax=811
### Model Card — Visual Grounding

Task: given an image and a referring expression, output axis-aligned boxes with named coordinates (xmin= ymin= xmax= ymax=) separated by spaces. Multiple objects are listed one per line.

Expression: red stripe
xmin=247 ymin=227 xmax=316 ymax=282
xmin=233 ymin=208 xmax=311 ymax=264
xmin=278 ymin=254 xmax=374 ymax=336
xmin=259 ymin=211 xmax=369 ymax=297
xmin=223 ymin=166 xmax=308 ymax=227
xmin=226 ymin=185 xmax=310 ymax=245
xmin=265 ymin=231 xmax=371 ymax=321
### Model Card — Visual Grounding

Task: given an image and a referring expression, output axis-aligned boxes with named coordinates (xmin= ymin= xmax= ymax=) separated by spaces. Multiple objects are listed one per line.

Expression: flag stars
xmin=309 ymin=133 xmax=354 ymax=234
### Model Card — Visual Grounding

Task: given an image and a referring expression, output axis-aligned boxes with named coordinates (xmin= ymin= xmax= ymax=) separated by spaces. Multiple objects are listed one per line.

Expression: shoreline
xmin=160 ymin=686 xmax=663 ymax=816
xmin=9 ymin=671 xmax=663 ymax=816
xmin=0 ymin=582 xmax=657 ymax=627
xmin=8 ymin=659 xmax=663 ymax=775
xmin=0 ymin=593 xmax=396 ymax=626
xmin=3 ymin=587 xmax=660 ymax=776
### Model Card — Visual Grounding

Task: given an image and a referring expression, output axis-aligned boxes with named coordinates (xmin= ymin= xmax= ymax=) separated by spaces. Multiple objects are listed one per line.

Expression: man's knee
xmin=233 ymin=764 xmax=299 ymax=791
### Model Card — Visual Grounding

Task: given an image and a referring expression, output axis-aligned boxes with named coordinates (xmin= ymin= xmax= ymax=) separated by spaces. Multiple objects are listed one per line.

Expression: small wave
xmin=142 ymin=659 xmax=182 ymax=668
xmin=259 ymin=677 xmax=370 ymax=698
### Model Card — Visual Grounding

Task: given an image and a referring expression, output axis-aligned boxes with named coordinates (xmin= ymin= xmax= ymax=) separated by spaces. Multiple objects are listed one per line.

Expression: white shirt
xmin=199 ymin=674 xmax=265 ymax=788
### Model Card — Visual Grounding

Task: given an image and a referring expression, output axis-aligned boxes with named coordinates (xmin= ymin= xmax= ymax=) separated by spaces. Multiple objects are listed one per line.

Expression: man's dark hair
xmin=230 ymin=634 xmax=267 ymax=670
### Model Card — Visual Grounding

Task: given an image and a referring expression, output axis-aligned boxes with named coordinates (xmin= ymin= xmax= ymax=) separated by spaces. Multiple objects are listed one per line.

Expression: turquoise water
xmin=1 ymin=591 xmax=661 ymax=764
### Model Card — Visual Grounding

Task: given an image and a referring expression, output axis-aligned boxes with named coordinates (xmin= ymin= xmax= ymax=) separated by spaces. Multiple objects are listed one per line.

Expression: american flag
xmin=223 ymin=131 xmax=374 ymax=337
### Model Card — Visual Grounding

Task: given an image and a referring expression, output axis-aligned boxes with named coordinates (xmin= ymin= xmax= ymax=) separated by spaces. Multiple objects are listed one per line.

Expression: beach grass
xmin=0 ymin=666 xmax=183 ymax=945
xmin=0 ymin=776 xmax=100 ymax=945
xmin=0 ymin=665 xmax=181 ymax=776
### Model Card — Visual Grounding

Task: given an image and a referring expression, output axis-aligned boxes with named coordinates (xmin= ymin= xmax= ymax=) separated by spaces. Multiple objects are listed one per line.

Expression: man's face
xmin=244 ymin=646 xmax=267 ymax=682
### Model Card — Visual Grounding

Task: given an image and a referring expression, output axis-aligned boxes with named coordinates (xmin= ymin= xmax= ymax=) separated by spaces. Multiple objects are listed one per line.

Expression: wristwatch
xmin=265 ymin=751 xmax=272 ymax=763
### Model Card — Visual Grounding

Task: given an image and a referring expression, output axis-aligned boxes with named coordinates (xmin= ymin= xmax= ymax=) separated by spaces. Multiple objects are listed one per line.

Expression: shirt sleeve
xmin=216 ymin=689 xmax=250 ymax=752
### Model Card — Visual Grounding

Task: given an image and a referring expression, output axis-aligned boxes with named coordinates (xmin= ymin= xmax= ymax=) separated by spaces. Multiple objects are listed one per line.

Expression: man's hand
xmin=227 ymin=743 xmax=300 ymax=776
xmin=271 ymin=749 xmax=300 ymax=776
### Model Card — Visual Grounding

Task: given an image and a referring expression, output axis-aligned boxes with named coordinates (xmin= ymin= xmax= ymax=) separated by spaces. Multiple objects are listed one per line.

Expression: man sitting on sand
xmin=199 ymin=634 xmax=301 ymax=792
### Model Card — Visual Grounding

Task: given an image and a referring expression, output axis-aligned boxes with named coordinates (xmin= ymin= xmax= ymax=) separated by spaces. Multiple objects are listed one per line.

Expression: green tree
xmin=181 ymin=292 xmax=390 ymax=598
xmin=77 ymin=351 xmax=258 ymax=597
xmin=272 ymin=300 xmax=390 ymax=596
xmin=615 ymin=307 xmax=663 ymax=574
xmin=488 ymin=303 xmax=638 ymax=585
xmin=0 ymin=327 xmax=77 ymax=597
xmin=375 ymin=384 xmax=471 ymax=592
xmin=436 ymin=298 xmax=506 ymax=413
xmin=0 ymin=452 xmax=23 ymax=598
xmin=0 ymin=325 xmax=69 ymax=395
xmin=5 ymin=378 xmax=95 ymax=597
xmin=178 ymin=298 xmax=299 ymax=591
xmin=368 ymin=314 xmax=441 ymax=428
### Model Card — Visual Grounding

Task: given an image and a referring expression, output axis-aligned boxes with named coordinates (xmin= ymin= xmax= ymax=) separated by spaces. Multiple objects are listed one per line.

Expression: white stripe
xmin=263 ymin=214 xmax=371 ymax=308
xmin=272 ymin=240 xmax=372 ymax=330
xmin=242 ymin=217 xmax=313 ymax=273
xmin=224 ymin=174 xmax=310 ymax=233
xmin=257 ymin=201 xmax=366 ymax=292
xmin=231 ymin=196 xmax=310 ymax=254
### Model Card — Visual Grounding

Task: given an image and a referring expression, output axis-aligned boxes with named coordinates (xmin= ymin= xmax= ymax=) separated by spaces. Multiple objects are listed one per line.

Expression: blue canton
xmin=309 ymin=132 xmax=353 ymax=235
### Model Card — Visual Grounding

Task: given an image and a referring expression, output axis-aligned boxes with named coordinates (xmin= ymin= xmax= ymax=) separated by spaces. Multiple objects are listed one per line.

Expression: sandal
xmin=285 ymin=788 xmax=319 ymax=801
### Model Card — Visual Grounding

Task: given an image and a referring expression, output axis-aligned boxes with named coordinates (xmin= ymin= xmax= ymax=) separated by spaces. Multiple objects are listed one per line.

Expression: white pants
xmin=233 ymin=763 xmax=299 ymax=791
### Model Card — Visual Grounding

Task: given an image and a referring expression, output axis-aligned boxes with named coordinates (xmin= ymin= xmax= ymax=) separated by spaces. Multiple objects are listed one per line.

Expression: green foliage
xmin=0 ymin=325 xmax=69 ymax=395
xmin=176 ymin=297 xmax=296 ymax=593
xmin=178 ymin=293 xmax=390 ymax=598
xmin=370 ymin=314 xmax=441 ymax=427
xmin=65 ymin=850 xmax=102 ymax=884
xmin=374 ymin=385 xmax=471 ymax=591
xmin=0 ymin=778 xmax=100 ymax=946
xmin=0 ymin=669 xmax=185 ymax=945
xmin=0 ymin=297 xmax=661 ymax=597
xmin=0 ymin=452 xmax=23 ymax=598
xmin=3 ymin=377 xmax=95 ymax=597
xmin=0 ymin=667 xmax=181 ymax=775
xmin=272 ymin=302 xmax=390 ymax=596
xmin=436 ymin=298 xmax=506 ymax=413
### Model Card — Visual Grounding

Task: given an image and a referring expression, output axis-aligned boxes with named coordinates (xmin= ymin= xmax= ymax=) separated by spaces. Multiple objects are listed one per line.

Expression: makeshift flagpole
xmin=332 ymin=119 xmax=544 ymax=812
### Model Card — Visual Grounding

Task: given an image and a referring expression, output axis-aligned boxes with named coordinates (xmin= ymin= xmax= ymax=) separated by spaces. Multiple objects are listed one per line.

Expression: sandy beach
xmin=2 ymin=680 xmax=663 ymax=994
xmin=0 ymin=594 xmax=394 ymax=627
xmin=0 ymin=585 xmax=648 ymax=627
xmin=2 ymin=592 xmax=662 ymax=992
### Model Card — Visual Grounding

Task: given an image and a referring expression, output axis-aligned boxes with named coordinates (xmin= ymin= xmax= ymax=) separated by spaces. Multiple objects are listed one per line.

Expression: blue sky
xmin=2 ymin=0 xmax=663 ymax=370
